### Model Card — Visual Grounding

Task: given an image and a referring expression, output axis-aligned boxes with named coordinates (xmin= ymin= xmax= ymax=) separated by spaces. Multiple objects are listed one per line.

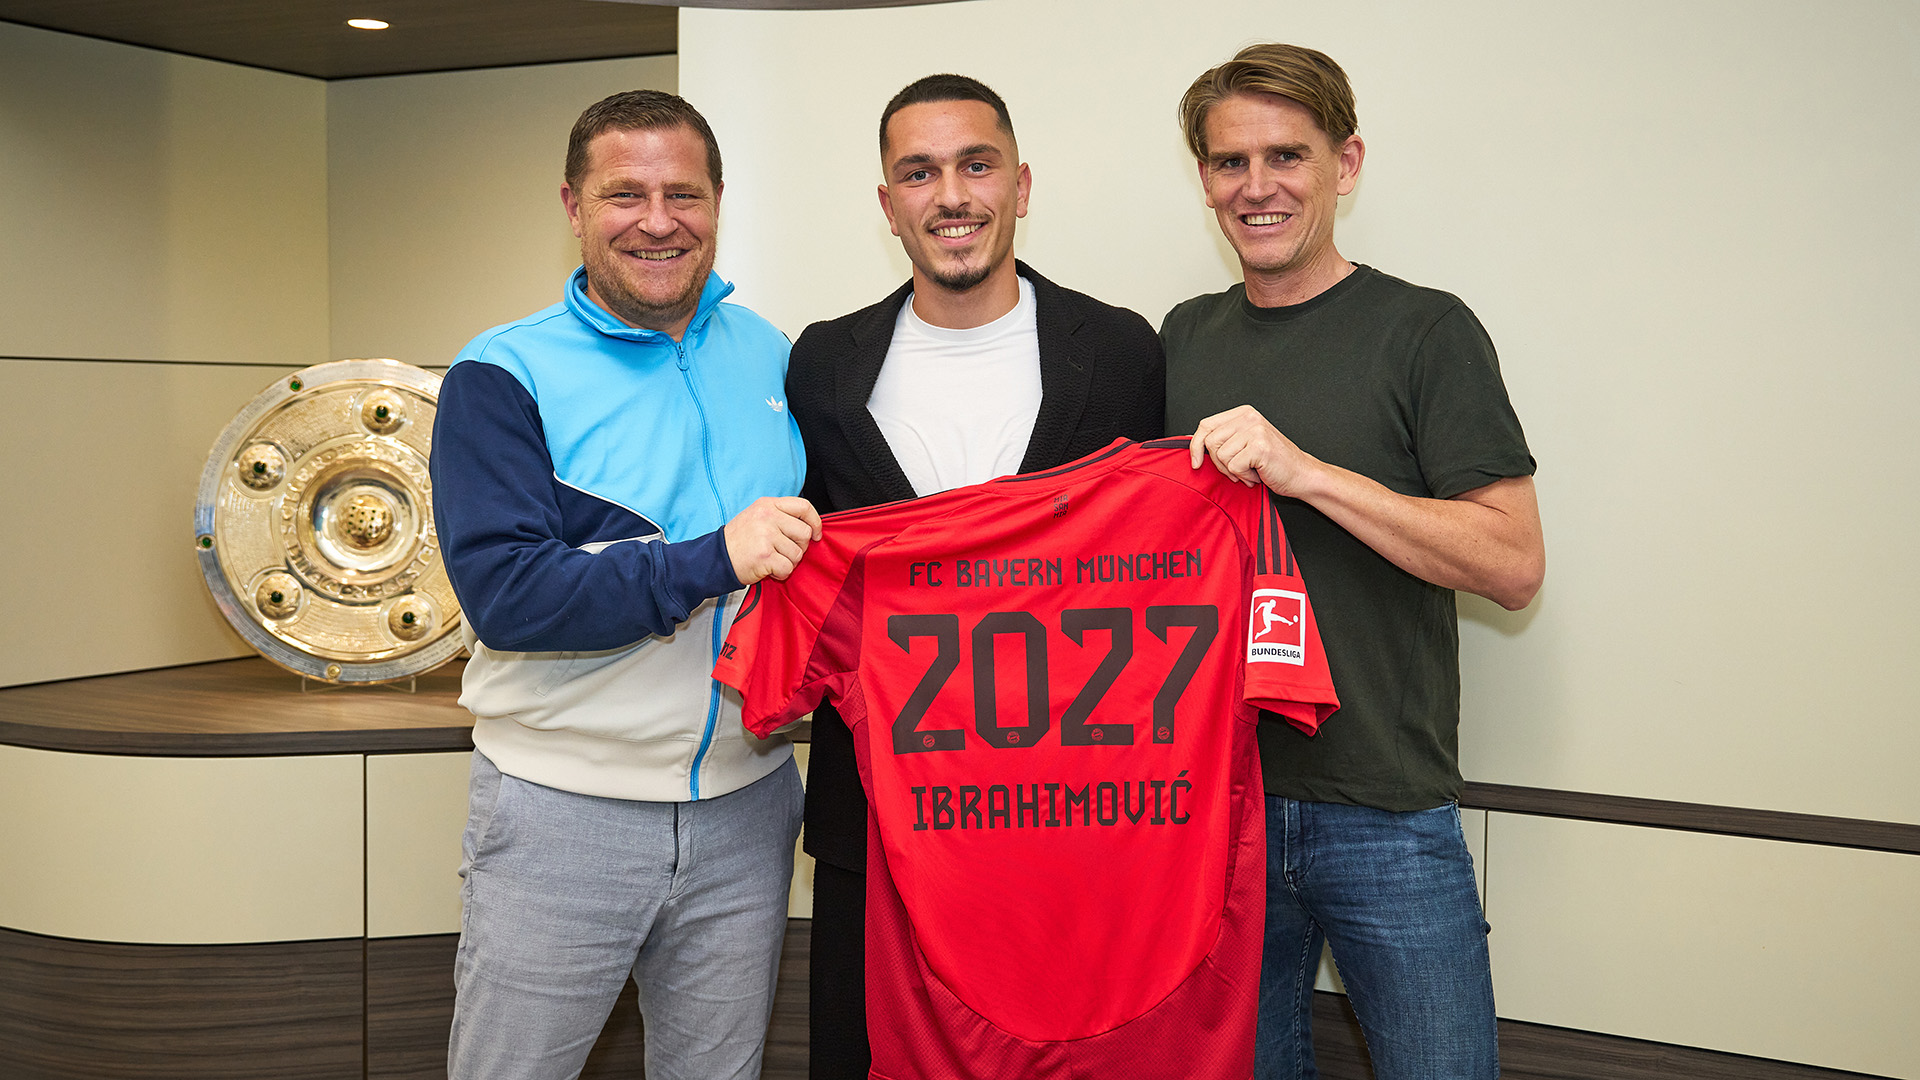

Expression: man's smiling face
xmin=1200 ymin=91 xmax=1362 ymax=293
xmin=878 ymin=99 xmax=1030 ymax=295
xmin=562 ymin=123 xmax=720 ymax=337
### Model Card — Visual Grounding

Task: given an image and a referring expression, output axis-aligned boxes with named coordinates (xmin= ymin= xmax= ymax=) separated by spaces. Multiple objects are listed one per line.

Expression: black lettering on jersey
xmin=959 ymin=785 xmax=983 ymax=828
xmin=1170 ymin=770 xmax=1192 ymax=824
xmin=1059 ymin=607 xmax=1134 ymax=746
xmin=1064 ymin=782 xmax=1092 ymax=825
xmin=972 ymin=611 xmax=1049 ymax=749
xmin=1015 ymin=783 xmax=1043 ymax=827
xmin=884 ymin=605 xmax=1221 ymax=755
xmin=888 ymin=614 xmax=965 ymax=754
xmin=987 ymin=784 xmax=1011 ymax=828
xmin=1145 ymin=605 xmax=1218 ymax=744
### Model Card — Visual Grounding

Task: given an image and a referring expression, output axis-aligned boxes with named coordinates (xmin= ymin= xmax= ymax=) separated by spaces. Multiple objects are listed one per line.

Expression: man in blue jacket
xmin=430 ymin=89 xmax=821 ymax=1080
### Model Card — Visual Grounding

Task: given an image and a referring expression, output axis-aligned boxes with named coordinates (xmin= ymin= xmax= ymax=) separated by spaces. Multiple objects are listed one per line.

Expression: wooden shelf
xmin=0 ymin=657 xmax=473 ymax=756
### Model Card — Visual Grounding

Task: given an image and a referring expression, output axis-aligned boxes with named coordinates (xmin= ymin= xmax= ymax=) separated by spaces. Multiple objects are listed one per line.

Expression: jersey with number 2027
xmin=714 ymin=439 xmax=1339 ymax=1080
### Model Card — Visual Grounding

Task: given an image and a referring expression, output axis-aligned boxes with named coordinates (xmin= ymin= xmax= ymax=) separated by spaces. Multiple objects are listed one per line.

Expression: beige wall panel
xmin=326 ymin=55 xmax=677 ymax=369
xmin=0 ymin=22 xmax=329 ymax=365
xmin=790 ymin=741 xmax=815 ymax=918
xmin=1486 ymin=813 xmax=1919 ymax=1078
xmin=682 ymin=0 xmax=1920 ymax=828
xmin=367 ymin=751 xmax=474 ymax=938
xmin=0 ymin=360 xmax=294 ymax=686
xmin=0 ymin=744 xmax=364 ymax=944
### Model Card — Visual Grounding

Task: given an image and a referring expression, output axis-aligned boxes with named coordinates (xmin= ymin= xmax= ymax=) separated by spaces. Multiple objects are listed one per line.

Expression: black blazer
xmin=786 ymin=262 xmax=1167 ymax=871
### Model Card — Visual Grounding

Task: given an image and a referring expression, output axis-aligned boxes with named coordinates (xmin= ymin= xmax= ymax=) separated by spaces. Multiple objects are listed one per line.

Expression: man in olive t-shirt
xmin=1162 ymin=45 xmax=1545 ymax=1080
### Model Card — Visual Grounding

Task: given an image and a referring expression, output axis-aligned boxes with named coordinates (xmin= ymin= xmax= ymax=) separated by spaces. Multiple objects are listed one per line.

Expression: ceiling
xmin=0 ymin=0 xmax=681 ymax=80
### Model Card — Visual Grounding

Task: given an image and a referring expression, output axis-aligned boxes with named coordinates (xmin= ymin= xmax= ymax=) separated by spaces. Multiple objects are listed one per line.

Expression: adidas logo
xmin=766 ymin=397 xmax=786 ymax=413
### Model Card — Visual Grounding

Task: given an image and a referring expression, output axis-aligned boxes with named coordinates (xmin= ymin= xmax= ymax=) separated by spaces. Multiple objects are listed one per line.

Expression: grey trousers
xmin=449 ymin=751 xmax=802 ymax=1080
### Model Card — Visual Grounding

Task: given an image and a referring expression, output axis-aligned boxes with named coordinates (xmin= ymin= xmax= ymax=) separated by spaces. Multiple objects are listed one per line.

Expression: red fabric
xmin=716 ymin=439 xmax=1338 ymax=1080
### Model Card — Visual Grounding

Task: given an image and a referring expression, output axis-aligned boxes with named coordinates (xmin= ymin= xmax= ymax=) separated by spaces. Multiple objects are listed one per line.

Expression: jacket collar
xmin=834 ymin=260 xmax=1095 ymax=491
xmin=564 ymin=266 xmax=735 ymax=342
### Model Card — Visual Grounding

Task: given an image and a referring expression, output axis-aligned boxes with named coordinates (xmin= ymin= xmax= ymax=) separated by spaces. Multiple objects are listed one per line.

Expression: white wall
xmin=327 ymin=54 xmax=678 ymax=368
xmin=0 ymin=22 xmax=329 ymax=685
xmin=0 ymin=22 xmax=330 ymax=367
xmin=0 ymin=22 xmax=676 ymax=687
xmin=680 ymin=0 xmax=1920 ymax=828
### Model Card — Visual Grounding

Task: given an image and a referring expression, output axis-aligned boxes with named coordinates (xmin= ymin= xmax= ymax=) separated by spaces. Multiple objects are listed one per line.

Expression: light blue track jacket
xmin=431 ymin=268 xmax=805 ymax=801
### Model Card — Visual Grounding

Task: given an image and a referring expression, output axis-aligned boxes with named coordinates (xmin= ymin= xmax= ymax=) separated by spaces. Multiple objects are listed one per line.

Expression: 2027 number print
xmin=888 ymin=605 xmax=1218 ymax=754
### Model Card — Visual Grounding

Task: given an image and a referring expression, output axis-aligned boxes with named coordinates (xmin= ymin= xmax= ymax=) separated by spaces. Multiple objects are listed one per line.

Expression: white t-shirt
xmin=868 ymin=276 xmax=1043 ymax=498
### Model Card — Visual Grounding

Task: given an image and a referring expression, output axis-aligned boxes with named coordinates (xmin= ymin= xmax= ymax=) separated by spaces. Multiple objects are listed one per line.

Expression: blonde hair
xmin=1179 ymin=44 xmax=1357 ymax=160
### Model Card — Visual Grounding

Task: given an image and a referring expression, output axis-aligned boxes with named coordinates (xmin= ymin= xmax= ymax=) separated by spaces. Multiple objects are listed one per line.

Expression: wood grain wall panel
xmin=579 ymin=980 xmax=648 ymax=1079
xmin=0 ymin=926 xmax=362 ymax=1080
xmin=1464 ymin=782 xmax=1920 ymax=856
xmin=3 ymin=918 xmax=1889 ymax=1080
xmin=1308 ymin=993 xmax=1893 ymax=1080
xmin=366 ymin=935 xmax=456 ymax=1080
xmin=364 ymin=933 xmax=650 ymax=1078
xmin=364 ymin=925 xmax=813 ymax=1080
xmin=1497 ymin=1017 xmax=1895 ymax=1080
xmin=763 ymin=920 xmax=811 ymax=1080
xmin=0 ymin=657 xmax=473 ymax=755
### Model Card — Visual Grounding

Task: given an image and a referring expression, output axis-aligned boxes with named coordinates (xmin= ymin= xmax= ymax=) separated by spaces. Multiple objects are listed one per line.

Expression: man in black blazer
xmin=785 ymin=73 xmax=1165 ymax=1078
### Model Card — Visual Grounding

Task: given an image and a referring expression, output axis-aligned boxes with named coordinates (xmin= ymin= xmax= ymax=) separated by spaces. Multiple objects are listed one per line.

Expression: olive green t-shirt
xmin=1161 ymin=266 xmax=1534 ymax=811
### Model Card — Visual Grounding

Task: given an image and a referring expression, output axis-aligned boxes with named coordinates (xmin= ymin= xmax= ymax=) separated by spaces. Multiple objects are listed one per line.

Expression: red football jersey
xmin=715 ymin=439 xmax=1338 ymax=1080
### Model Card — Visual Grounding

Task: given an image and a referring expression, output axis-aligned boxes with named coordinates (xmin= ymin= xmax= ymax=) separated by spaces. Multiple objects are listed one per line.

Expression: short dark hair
xmin=565 ymin=89 xmax=723 ymax=189
xmin=878 ymin=74 xmax=1016 ymax=158
xmin=1179 ymin=44 xmax=1357 ymax=161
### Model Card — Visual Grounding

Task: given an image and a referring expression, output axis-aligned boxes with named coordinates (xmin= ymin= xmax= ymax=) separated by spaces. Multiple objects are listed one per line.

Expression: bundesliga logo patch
xmin=1246 ymin=588 xmax=1306 ymax=665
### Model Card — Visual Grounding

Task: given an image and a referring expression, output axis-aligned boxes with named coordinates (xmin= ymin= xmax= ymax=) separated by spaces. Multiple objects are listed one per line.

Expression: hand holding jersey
xmin=723 ymin=494 xmax=823 ymax=585
xmin=1189 ymin=404 xmax=1543 ymax=610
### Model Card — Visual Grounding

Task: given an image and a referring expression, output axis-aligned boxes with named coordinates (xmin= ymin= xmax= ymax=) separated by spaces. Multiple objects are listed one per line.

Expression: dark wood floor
xmin=1308 ymin=993 xmax=1891 ymax=1080
xmin=0 ymin=930 xmax=364 ymax=1079
xmin=2 ymin=921 xmax=1891 ymax=1079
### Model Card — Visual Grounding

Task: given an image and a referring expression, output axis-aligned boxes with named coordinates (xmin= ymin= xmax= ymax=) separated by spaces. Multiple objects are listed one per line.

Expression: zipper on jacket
xmin=691 ymin=591 xmax=729 ymax=801
xmin=678 ymin=336 xmax=733 ymax=800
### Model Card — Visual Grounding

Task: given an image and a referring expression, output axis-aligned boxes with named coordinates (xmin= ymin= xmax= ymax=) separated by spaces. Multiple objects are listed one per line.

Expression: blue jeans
xmin=449 ymin=752 xmax=802 ymax=1080
xmin=1257 ymin=798 xmax=1497 ymax=1080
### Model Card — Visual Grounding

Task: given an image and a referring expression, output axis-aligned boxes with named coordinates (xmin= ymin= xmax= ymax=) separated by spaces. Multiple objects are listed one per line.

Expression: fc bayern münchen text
xmin=905 ymin=548 xmax=1203 ymax=588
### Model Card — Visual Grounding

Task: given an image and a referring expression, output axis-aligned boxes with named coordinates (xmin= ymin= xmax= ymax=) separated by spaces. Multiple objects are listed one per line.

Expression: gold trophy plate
xmin=193 ymin=360 xmax=462 ymax=684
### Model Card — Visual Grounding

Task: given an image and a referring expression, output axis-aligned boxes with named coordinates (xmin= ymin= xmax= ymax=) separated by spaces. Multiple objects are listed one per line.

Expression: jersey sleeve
xmin=713 ymin=525 xmax=864 ymax=738
xmin=1241 ymin=491 xmax=1340 ymax=733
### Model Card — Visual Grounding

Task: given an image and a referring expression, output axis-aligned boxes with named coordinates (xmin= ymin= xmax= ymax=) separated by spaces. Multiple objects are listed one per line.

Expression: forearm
xmin=449 ymin=528 xmax=739 ymax=652
xmin=1292 ymin=464 xmax=1544 ymax=609
xmin=432 ymin=360 xmax=742 ymax=652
